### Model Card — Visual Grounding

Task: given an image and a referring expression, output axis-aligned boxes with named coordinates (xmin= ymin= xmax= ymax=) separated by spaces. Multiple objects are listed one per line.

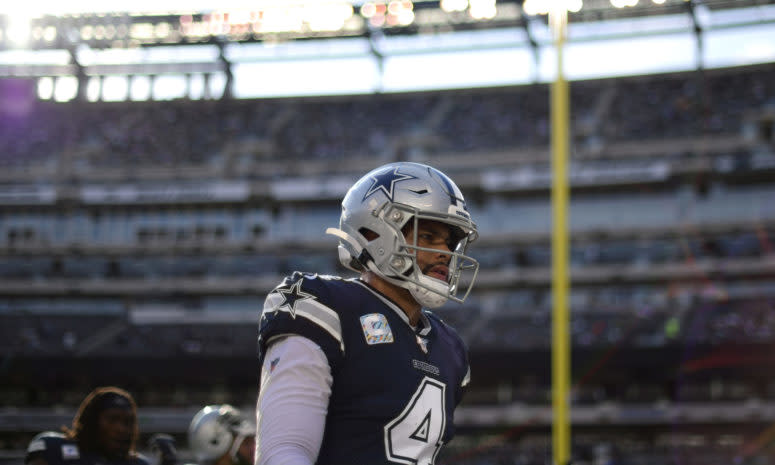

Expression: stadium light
xmin=469 ymin=0 xmax=496 ymax=20
xmin=6 ymin=10 xmax=33 ymax=47
xmin=359 ymin=1 xmax=414 ymax=28
xmin=523 ymin=0 xmax=582 ymax=16
xmin=37 ymin=76 xmax=54 ymax=99
xmin=53 ymin=75 xmax=78 ymax=101
xmin=611 ymin=0 xmax=639 ymax=8
xmin=439 ymin=0 xmax=467 ymax=12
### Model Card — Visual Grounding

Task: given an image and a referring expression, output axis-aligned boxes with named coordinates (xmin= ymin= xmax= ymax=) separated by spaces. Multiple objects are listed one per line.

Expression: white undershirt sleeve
xmin=255 ymin=335 xmax=333 ymax=465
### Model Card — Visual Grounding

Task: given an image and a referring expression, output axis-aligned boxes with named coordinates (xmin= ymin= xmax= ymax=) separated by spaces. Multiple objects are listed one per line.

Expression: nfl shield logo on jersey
xmin=360 ymin=313 xmax=394 ymax=345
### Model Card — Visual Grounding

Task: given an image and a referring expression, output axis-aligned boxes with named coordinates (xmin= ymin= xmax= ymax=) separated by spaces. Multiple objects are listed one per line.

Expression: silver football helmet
xmin=188 ymin=405 xmax=255 ymax=465
xmin=326 ymin=162 xmax=479 ymax=308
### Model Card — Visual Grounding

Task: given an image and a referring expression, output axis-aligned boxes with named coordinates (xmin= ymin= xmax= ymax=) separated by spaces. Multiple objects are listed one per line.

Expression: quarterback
xmin=255 ymin=162 xmax=479 ymax=465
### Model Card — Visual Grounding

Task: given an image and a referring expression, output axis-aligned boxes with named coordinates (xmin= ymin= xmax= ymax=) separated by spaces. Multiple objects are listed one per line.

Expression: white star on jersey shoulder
xmin=275 ymin=278 xmax=317 ymax=318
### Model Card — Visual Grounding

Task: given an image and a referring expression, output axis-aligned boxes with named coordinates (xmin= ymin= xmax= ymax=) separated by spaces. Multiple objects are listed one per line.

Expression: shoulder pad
xmin=26 ymin=432 xmax=81 ymax=465
xmin=30 ymin=432 xmax=66 ymax=442
xmin=27 ymin=432 xmax=67 ymax=453
xmin=259 ymin=273 xmax=346 ymax=363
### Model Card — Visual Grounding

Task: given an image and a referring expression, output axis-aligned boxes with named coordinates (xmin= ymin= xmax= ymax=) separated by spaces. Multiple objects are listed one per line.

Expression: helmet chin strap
xmin=405 ymin=275 xmax=449 ymax=309
xmin=365 ymin=261 xmax=449 ymax=309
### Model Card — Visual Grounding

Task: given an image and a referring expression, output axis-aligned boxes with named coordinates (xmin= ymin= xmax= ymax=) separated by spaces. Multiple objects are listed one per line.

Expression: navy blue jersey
xmin=25 ymin=432 xmax=150 ymax=465
xmin=258 ymin=272 xmax=470 ymax=465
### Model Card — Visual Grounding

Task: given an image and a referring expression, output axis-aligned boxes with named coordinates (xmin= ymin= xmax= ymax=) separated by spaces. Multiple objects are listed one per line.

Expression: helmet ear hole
xmin=449 ymin=226 xmax=467 ymax=249
xmin=359 ymin=227 xmax=379 ymax=241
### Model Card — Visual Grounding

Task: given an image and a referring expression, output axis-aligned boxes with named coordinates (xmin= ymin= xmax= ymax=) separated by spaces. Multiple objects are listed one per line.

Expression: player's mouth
xmin=427 ymin=265 xmax=449 ymax=282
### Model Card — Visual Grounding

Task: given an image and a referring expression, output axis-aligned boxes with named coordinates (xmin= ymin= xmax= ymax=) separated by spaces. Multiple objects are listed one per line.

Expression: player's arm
xmin=256 ymin=335 xmax=333 ymax=465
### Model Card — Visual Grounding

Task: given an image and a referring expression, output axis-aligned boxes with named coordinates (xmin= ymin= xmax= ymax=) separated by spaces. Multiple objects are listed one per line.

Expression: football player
xmin=256 ymin=162 xmax=479 ymax=465
xmin=25 ymin=386 xmax=150 ymax=465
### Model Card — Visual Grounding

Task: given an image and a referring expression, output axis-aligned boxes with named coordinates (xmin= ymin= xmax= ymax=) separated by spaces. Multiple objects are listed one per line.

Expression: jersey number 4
xmin=384 ymin=376 xmax=447 ymax=465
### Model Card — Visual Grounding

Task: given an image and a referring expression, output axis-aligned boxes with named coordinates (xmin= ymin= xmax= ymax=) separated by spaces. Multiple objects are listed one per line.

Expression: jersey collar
xmin=352 ymin=279 xmax=432 ymax=335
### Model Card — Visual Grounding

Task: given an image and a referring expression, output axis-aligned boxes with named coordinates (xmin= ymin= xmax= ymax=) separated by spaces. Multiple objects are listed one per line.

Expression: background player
xmin=25 ymin=386 xmax=149 ymax=465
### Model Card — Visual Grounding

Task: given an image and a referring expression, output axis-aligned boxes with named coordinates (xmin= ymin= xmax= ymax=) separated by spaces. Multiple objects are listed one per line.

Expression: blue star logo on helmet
xmin=362 ymin=167 xmax=417 ymax=202
xmin=276 ymin=278 xmax=316 ymax=318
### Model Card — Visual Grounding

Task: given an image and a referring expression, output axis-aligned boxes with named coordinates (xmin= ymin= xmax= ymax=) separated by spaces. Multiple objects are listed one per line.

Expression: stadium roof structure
xmin=2 ymin=0 xmax=773 ymax=50
xmin=0 ymin=0 xmax=774 ymax=98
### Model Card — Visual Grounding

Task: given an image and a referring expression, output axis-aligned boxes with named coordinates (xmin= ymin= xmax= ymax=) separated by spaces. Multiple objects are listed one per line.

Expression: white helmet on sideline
xmin=188 ymin=405 xmax=255 ymax=465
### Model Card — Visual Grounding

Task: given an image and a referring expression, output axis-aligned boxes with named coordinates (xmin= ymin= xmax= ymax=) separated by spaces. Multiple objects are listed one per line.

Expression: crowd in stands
xmin=2 ymin=290 xmax=772 ymax=366
xmin=0 ymin=220 xmax=771 ymax=277
xmin=0 ymin=215 xmax=772 ymax=357
xmin=467 ymin=296 xmax=775 ymax=350
xmin=2 ymin=304 xmax=772 ymax=406
xmin=603 ymin=68 xmax=762 ymax=141
xmin=438 ymin=432 xmax=772 ymax=465
xmin=1 ymin=65 xmax=773 ymax=171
